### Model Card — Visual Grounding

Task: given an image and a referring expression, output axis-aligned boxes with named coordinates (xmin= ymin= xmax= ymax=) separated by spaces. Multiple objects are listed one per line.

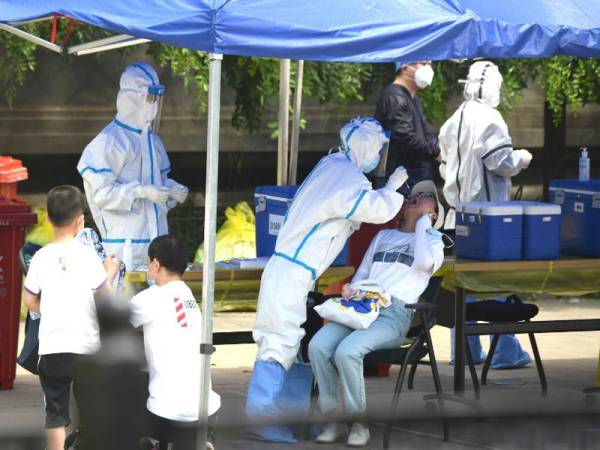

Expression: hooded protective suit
xmin=440 ymin=62 xmax=533 ymax=371
xmin=254 ymin=118 xmax=406 ymax=367
xmin=77 ymin=63 xmax=188 ymax=268
xmin=438 ymin=61 xmax=532 ymax=229
xmin=245 ymin=118 xmax=406 ymax=443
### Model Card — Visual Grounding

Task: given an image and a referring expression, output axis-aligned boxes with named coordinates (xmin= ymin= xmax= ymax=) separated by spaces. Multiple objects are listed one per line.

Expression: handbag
xmin=314 ymin=291 xmax=384 ymax=330
xmin=17 ymin=312 xmax=40 ymax=375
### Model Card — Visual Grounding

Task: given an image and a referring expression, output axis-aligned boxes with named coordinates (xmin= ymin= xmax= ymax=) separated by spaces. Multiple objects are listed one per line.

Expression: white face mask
xmin=414 ymin=65 xmax=434 ymax=89
xmin=361 ymin=154 xmax=381 ymax=174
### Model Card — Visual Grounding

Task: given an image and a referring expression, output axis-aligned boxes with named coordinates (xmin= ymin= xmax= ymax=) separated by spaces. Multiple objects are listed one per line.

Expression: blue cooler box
xmin=455 ymin=201 xmax=523 ymax=261
xmin=516 ymin=201 xmax=561 ymax=260
xmin=549 ymin=179 xmax=600 ymax=257
xmin=254 ymin=186 xmax=350 ymax=266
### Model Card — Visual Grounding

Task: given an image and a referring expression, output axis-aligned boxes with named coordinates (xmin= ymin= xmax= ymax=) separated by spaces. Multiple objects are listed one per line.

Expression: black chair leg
xmin=481 ymin=334 xmax=500 ymax=386
xmin=407 ymin=363 xmax=418 ymax=390
xmin=423 ymin=326 xmax=449 ymax=442
xmin=528 ymin=332 xmax=548 ymax=396
xmin=383 ymin=342 xmax=420 ymax=450
xmin=465 ymin=343 xmax=480 ymax=400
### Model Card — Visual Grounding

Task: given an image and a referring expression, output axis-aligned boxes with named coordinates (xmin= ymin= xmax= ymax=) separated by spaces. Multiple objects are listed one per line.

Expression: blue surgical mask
xmin=362 ymin=155 xmax=380 ymax=173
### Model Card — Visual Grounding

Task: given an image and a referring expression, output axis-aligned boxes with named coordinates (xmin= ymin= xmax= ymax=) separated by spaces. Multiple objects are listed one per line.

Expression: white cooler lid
xmin=518 ymin=201 xmax=561 ymax=215
xmin=457 ymin=201 xmax=523 ymax=216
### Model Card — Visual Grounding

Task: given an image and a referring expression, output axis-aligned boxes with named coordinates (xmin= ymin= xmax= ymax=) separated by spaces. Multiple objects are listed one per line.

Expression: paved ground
xmin=2 ymin=297 xmax=600 ymax=449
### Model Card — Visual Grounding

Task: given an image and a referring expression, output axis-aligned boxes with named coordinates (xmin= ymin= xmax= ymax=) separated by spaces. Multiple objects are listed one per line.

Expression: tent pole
xmin=289 ymin=60 xmax=304 ymax=185
xmin=197 ymin=52 xmax=222 ymax=450
xmin=277 ymin=59 xmax=291 ymax=185
xmin=0 ymin=23 xmax=62 ymax=53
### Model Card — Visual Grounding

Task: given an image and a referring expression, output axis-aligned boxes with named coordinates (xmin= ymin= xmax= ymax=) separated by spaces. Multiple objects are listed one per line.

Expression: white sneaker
xmin=316 ymin=423 xmax=347 ymax=444
xmin=347 ymin=422 xmax=370 ymax=447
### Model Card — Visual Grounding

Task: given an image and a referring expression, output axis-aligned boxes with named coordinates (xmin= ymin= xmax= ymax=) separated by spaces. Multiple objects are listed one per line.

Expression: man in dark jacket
xmin=375 ymin=61 xmax=441 ymax=193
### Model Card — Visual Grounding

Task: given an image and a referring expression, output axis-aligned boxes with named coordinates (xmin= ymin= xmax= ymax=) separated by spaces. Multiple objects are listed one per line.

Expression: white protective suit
xmin=254 ymin=118 xmax=406 ymax=369
xmin=77 ymin=63 xmax=187 ymax=268
xmin=438 ymin=61 xmax=532 ymax=229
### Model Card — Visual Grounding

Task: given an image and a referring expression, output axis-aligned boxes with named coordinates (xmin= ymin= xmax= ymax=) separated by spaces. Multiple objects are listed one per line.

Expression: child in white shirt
xmin=22 ymin=185 xmax=120 ymax=450
xmin=129 ymin=235 xmax=220 ymax=449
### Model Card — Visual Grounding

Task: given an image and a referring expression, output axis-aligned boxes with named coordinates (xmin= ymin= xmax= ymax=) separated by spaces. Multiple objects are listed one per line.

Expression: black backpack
xmin=17 ymin=242 xmax=42 ymax=375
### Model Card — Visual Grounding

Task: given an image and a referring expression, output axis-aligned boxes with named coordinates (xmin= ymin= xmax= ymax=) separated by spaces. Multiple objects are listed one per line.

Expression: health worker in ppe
xmin=245 ymin=117 xmax=409 ymax=443
xmin=77 ymin=63 xmax=189 ymax=269
xmin=438 ymin=61 xmax=533 ymax=369
xmin=438 ymin=61 xmax=533 ymax=228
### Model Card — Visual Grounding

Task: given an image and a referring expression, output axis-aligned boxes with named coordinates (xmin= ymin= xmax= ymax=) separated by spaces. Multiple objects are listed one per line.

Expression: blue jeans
xmin=308 ymin=299 xmax=414 ymax=415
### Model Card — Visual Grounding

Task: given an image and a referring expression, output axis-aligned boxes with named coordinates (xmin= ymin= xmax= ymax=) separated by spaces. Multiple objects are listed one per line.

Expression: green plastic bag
xmin=25 ymin=207 xmax=53 ymax=246
xmin=194 ymin=201 xmax=256 ymax=263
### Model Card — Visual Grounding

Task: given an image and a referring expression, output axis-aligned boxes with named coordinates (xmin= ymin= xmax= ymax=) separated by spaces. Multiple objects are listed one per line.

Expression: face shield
xmin=340 ymin=118 xmax=389 ymax=173
xmin=146 ymin=84 xmax=165 ymax=132
xmin=372 ymin=129 xmax=391 ymax=177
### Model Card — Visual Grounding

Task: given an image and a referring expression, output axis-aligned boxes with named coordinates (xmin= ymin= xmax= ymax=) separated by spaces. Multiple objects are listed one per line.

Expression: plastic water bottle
xmin=123 ymin=238 xmax=133 ymax=271
xmin=579 ymin=147 xmax=590 ymax=182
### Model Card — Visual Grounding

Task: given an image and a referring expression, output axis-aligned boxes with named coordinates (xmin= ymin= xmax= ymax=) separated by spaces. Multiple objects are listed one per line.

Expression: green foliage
xmin=148 ymin=44 xmax=210 ymax=114
xmin=0 ymin=25 xmax=38 ymax=106
xmin=223 ymin=57 xmax=279 ymax=131
xmin=2 ymin=21 xmax=600 ymax=131
xmin=538 ymin=56 xmax=600 ymax=124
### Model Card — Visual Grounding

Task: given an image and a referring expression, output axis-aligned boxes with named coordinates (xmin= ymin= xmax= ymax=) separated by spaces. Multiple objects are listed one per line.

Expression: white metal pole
xmin=277 ymin=59 xmax=291 ymax=185
xmin=0 ymin=23 xmax=62 ymax=53
xmin=197 ymin=52 xmax=222 ymax=450
xmin=289 ymin=60 xmax=304 ymax=185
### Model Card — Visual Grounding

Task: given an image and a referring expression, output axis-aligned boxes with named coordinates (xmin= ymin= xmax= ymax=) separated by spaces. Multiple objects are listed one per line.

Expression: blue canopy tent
xmin=1 ymin=1 xmax=600 ymax=447
xmin=1 ymin=0 xmax=600 ymax=59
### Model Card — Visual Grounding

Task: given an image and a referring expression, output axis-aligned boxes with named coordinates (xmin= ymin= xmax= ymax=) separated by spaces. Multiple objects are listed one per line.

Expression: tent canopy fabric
xmin=1 ymin=0 xmax=599 ymax=62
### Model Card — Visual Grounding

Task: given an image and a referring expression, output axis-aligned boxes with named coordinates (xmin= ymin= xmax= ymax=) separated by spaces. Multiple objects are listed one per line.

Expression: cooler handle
xmin=553 ymin=190 xmax=565 ymax=205
xmin=255 ymin=195 xmax=266 ymax=213
xmin=593 ymin=194 xmax=600 ymax=209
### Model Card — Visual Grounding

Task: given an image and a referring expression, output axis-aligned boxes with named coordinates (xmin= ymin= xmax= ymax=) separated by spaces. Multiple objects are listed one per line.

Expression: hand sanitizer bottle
xmin=579 ymin=147 xmax=590 ymax=182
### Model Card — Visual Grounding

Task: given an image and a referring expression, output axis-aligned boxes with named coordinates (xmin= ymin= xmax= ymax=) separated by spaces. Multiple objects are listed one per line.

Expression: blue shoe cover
xmin=244 ymin=360 xmax=296 ymax=443
xmin=243 ymin=425 xmax=296 ymax=443
xmin=450 ymin=330 xmax=487 ymax=365
xmin=490 ymin=334 xmax=532 ymax=369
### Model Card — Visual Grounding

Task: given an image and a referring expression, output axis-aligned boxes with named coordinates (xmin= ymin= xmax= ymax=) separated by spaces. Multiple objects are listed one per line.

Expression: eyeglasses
xmin=409 ymin=191 xmax=435 ymax=201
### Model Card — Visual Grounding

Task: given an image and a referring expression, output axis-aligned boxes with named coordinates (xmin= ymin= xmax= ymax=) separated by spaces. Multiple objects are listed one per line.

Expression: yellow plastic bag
xmin=194 ymin=201 xmax=256 ymax=263
xmin=25 ymin=207 xmax=53 ymax=245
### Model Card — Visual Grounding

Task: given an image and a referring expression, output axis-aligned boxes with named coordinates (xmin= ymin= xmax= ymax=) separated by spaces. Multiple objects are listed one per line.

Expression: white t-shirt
xmin=129 ymin=280 xmax=221 ymax=421
xmin=24 ymin=240 xmax=107 ymax=355
xmin=351 ymin=215 xmax=445 ymax=304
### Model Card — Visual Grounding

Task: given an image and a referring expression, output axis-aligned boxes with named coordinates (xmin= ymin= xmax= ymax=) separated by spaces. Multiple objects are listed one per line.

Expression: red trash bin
xmin=0 ymin=157 xmax=36 ymax=390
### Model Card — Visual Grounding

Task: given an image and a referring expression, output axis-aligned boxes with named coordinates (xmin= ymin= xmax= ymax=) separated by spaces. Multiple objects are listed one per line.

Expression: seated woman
xmin=308 ymin=180 xmax=445 ymax=447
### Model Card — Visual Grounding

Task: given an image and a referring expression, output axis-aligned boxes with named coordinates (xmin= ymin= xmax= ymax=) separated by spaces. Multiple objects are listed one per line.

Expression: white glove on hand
xmin=169 ymin=183 xmax=189 ymax=204
xmin=515 ymin=149 xmax=533 ymax=169
xmin=386 ymin=166 xmax=409 ymax=191
xmin=134 ymin=185 xmax=170 ymax=204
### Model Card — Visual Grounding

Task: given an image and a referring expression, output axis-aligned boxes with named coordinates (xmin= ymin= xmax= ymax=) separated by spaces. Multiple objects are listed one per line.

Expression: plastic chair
xmin=363 ymin=277 xmax=453 ymax=449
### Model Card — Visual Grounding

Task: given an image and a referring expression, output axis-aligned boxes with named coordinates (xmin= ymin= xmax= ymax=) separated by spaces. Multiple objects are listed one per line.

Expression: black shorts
xmin=38 ymin=353 xmax=83 ymax=429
